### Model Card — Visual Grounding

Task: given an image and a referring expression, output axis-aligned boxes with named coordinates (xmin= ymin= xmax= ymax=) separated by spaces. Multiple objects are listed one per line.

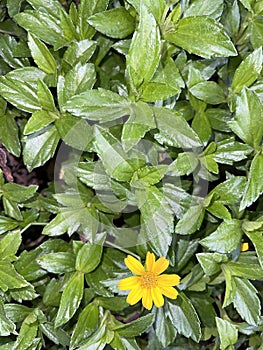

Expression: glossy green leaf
xmin=55 ymin=271 xmax=84 ymax=327
xmin=0 ymin=216 xmax=19 ymax=235
xmin=75 ymin=233 xmax=105 ymax=274
xmin=212 ymin=138 xmax=253 ymax=165
xmin=184 ymin=0 xmax=224 ymax=19
xmin=0 ymin=261 xmax=30 ymax=291
xmin=65 ymin=88 xmax=130 ymax=121
xmin=240 ymin=153 xmax=263 ymax=210
xmin=88 ymin=8 xmax=135 ymax=39
xmin=24 ymin=110 xmax=57 ymax=135
xmin=175 ymin=204 xmax=205 ymax=235
xmin=0 ymin=231 xmax=21 ymax=261
xmin=168 ymin=293 xmax=201 ymax=342
xmin=37 ymin=80 xmax=57 ymax=112
xmin=0 ymin=300 xmax=16 ymax=336
xmin=28 ymin=33 xmax=56 ymax=74
xmin=200 ymin=219 xmax=243 ymax=253
xmin=70 ymin=302 xmax=99 ymax=349
xmin=3 ymin=183 xmax=38 ymax=202
xmin=126 ymin=4 xmax=161 ymax=90
xmin=0 ymin=75 xmax=40 ymax=113
xmin=190 ymin=81 xmax=225 ymax=104
xmin=121 ymin=101 xmax=155 ymax=151
xmin=113 ymin=314 xmax=154 ymax=337
xmin=243 ymin=230 xmax=263 ymax=267
xmin=23 ymin=125 xmax=60 ymax=171
xmin=216 ymin=317 xmax=238 ymax=350
xmin=137 ymin=186 xmax=173 ymax=256
xmin=232 ymin=277 xmax=261 ymax=326
xmin=63 ymin=40 xmax=96 ymax=67
xmin=154 ymin=107 xmax=202 ymax=148
xmin=229 ymin=88 xmax=263 ymax=148
xmin=165 ymin=16 xmax=237 ymax=58
xmin=0 ymin=113 xmax=21 ymax=157
xmin=232 ymin=47 xmax=262 ymax=93
xmin=37 ymin=252 xmax=76 ymax=274
xmin=155 ymin=306 xmax=177 ymax=347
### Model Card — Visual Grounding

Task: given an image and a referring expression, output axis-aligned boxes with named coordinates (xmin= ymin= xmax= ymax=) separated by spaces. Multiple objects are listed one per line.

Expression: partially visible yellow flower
xmin=118 ymin=252 xmax=180 ymax=310
xmin=241 ymin=242 xmax=249 ymax=252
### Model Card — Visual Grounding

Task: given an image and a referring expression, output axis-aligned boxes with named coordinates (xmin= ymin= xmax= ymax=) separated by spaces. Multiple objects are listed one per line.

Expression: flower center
xmin=140 ymin=272 xmax=158 ymax=289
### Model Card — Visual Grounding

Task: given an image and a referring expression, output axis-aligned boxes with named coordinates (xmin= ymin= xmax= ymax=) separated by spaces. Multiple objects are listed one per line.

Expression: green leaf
xmin=224 ymin=254 xmax=263 ymax=280
xmin=65 ymin=88 xmax=130 ymax=121
xmin=0 ymin=216 xmax=19 ymax=235
xmin=63 ymin=39 xmax=96 ymax=68
xmin=59 ymin=63 xmax=96 ymax=108
xmin=200 ymin=219 xmax=243 ymax=253
xmin=37 ymin=252 xmax=76 ymax=274
xmin=131 ymin=165 xmax=168 ymax=188
xmin=55 ymin=113 xmax=93 ymax=151
xmin=190 ymin=81 xmax=225 ymax=104
xmin=15 ymin=248 xmax=46 ymax=281
xmin=240 ymin=153 xmax=263 ymax=210
xmin=250 ymin=18 xmax=263 ymax=49
xmin=210 ymin=176 xmax=246 ymax=205
xmin=0 ymin=261 xmax=30 ymax=291
xmin=232 ymin=47 xmax=262 ymax=93
xmin=215 ymin=317 xmax=238 ymax=350
xmin=0 ymin=75 xmax=40 ymax=113
xmin=154 ymin=107 xmax=202 ymax=148
xmin=232 ymin=277 xmax=261 ymax=326
xmin=212 ymin=138 xmax=253 ymax=165
xmin=229 ymin=88 xmax=263 ymax=148
xmin=243 ymin=230 xmax=263 ymax=267
xmin=165 ymin=16 xmax=237 ymax=58
xmin=0 ymin=35 xmax=26 ymax=69
xmin=137 ymin=186 xmax=173 ymax=256
xmin=15 ymin=10 xmax=67 ymax=49
xmin=40 ymin=322 xmax=70 ymax=347
xmin=168 ymin=152 xmax=199 ymax=176
xmin=75 ymin=233 xmax=105 ymax=274
xmin=197 ymin=252 xmax=224 ymax=276
xmin=28 ymin=33 xmax=56 ymax=74
xmin=55 ymin=271 xmax=84 ymax=327
xmin=88 ymin=8 xmax=135 ymax=39
xmin=24 ymin=110 xmax=57 ymax=135
xmin=168 ymin=293 xmax=201 ymax=342
xmin=175 ymin=204 xmax=205 ymax=235
xmin=3 ymin=183 xmax=38 ymax=202
xmin=154 ymin=307 xmax=177 ymax=347
xmin=184 ymin=0 xmax=224 ymax=19
xmin=192 ymin=112 xmax=212 ymax=144
xmin=0 ymin=113 xmax=21 ymax=157
xmin=70 ymin=302 xmax=99 ymax=349
xmin=93 ymin=126 xmax=136 ymax=182
xmin=121 ymin=101 xmax=155 ymax=151
xmin=37 ymin=80 xmax=57 ymax=112
xmin=77 ymin=0 xmax=109 ymax=39
xmin=23 ymin=125 xmax=60 ymax=171
xmin=126 ymin=4 xmax=161 ymax=90
xmin=0 ymin=300 xmax=16 ymax=336
xmin=113 ymin=314 xmax=154 ymax=337
xmin=0 ymin=231 xmax=21 ymax=261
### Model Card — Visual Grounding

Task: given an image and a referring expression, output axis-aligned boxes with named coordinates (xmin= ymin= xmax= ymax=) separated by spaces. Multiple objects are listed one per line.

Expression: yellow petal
xmin=125 ymin=255 xmax=145 ymax=275
xmin=126 ymin=284 xmax=143 ymax=305
xmin=241 ymin=242 xmax=249 ymax=252
xmin=151 ymin=286 xmax=164 ymax=308
xmin=142 ymin=288 xmax=153 ymax=310
xmin=153 ymin=257 xmax=169 ymax=275
xmin=157 ymin=274 xmax=180 ymax=287
xmin=118 ymin=276 xmax=140 ymax=291
xmin=159 ymin=285 xmax=179 ymax=299
xmin=145 ymin=252 xmax=155 ymax=272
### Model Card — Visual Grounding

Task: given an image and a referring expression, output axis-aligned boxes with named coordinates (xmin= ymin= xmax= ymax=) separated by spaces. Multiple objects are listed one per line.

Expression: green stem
xmin=20 ymin=222 xmax=47 ymax=235
xmin=105 ymin=240 xmax=140 ymax=259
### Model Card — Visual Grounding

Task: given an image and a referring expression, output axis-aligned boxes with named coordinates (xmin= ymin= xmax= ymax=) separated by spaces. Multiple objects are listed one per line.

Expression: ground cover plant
xmin=0 ymin=0 xmax=263 ymax=348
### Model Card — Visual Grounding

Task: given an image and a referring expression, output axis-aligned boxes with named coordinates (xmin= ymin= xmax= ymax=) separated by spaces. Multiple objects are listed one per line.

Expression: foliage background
xmin=0 ymin=0 xmax=263 ymax=349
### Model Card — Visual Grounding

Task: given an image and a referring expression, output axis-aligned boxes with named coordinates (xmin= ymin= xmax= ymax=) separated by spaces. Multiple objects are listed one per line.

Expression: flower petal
xmin=153 ymin=257 xmax=169 ymax=275
xmin=118 ymin=276 xmax=141 ymax=291
xmin=126 ymin=284 xmax=143 ymax=305
xmin=125 ymin=255 xmax=145 ymax=275
xmin=142 ymin=288 xmax=153 ymax=310
xmin=159 ymin=285 xmax=179 ymax=299
xmin=151 ymin=286 xmax=164 ymax=308
xmin=145 ymin=252 xmax=155 ymax=272
xmin=157 ymin=274 xmax=180 ymax=287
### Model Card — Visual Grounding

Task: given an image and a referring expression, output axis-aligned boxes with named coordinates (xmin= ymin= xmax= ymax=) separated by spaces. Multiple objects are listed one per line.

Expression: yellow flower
xmin=241 ymin=242 xmax=249 ymax=252
xmin=118 ymin=252 xmax=180 ymax=310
